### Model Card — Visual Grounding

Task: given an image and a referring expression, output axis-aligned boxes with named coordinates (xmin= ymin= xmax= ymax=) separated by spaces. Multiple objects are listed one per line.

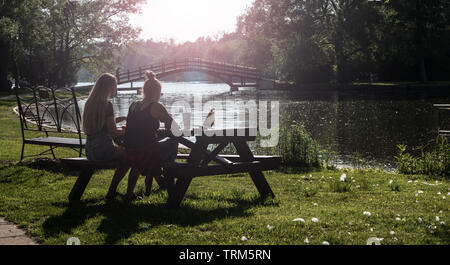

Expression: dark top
xmin=123 ymin=101 xmax=160 ymax=149
xmin=105 ymin=101 xmax=114 ymax=117
xmin=87 ymin=101 xmax=114 ymax=137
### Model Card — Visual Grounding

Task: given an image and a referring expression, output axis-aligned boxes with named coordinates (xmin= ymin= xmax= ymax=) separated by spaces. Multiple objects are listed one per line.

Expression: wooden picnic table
xmin=164 ymin=127 xmax=278 ymax=206
xmin=62 ymin=127 xmax=280 ymax=206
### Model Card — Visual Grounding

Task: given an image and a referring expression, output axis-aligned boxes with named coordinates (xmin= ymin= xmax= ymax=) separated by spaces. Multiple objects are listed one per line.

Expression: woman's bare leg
xmin=106 ymin=147 xmax=128 ymax=199
xmin=125 ymin=168 xmax=140 ymax=198
xmin=145 ymin=175 xmax=153 ymax=196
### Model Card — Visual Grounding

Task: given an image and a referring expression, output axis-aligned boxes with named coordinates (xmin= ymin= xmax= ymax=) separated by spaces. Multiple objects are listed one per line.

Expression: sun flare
xmin=130 ymin=0 xmax=253 ymax=43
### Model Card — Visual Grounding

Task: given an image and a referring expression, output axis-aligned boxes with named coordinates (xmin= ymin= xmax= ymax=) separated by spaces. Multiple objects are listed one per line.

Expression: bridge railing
xmin=116 ymin=58 xmax=262 ymax=84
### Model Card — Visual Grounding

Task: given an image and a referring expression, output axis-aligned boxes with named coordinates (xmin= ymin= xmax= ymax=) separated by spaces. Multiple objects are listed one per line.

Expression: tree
xmin=0 ymin=0 xmax=146 ymax=90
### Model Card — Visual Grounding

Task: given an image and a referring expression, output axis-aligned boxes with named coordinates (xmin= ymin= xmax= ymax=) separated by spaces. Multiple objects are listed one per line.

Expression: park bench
xmin=14 ymin=86 xmax=86 ymax=160
xmin=62 ymin=128 xmax=281 ymax=206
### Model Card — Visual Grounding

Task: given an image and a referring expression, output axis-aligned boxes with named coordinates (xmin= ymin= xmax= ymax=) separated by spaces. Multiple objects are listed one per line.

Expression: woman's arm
xmin=106 ymin=116 xmax=125 ymax=138
xmin=115 ymin=116 xmax=127 ymax=123
xmin=151 ymin=103 xmax=181 ymax=134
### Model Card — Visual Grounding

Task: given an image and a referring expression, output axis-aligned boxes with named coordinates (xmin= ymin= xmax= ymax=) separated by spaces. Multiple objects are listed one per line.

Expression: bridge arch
xmin=116 ymin=58 xmax=271 ymax=92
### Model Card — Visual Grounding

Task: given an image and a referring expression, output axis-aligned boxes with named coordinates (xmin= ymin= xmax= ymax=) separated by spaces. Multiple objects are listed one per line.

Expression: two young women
xmin=82 ymin=72 xmax=179 ymax=201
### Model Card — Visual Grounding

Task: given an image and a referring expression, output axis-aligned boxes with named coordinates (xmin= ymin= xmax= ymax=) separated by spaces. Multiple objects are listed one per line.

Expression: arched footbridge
xmin=116 ymin=58 xmax=279 ymax=92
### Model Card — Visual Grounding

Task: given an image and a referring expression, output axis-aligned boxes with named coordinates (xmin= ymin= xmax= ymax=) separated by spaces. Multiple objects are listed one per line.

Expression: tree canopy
xmin=0 ymin=0 xmax=145 ymax=90
xmin=1 ymin=0 xmax=448 ymax=90
xmin=236 ymin=0 xmax=450 ymax=83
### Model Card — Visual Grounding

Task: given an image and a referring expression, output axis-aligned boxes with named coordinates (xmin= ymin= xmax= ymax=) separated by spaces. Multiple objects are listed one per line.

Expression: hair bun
xmin=146 ymin=71 xmax=156 ymax=79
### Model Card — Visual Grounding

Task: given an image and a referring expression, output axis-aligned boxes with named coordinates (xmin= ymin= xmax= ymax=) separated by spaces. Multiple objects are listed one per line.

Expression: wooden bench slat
xmin=176 ymin=153 xmax=281 ymax=163
xmin=25 ymin=137 xmax=85 ymax=148
xmin=61 ymin=157 xmax=117 ymax=170
xmin=164 ymin=160 xmax=280 ymax=178
xmin=61 ymin=155 xmax=281 ymax=174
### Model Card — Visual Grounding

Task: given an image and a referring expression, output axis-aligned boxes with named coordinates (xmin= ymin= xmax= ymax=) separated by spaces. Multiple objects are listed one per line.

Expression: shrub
xmin=395 ymin=136 xmax=450 ymax=179
xmin=255 ymin=114 xmax=323 ymax=168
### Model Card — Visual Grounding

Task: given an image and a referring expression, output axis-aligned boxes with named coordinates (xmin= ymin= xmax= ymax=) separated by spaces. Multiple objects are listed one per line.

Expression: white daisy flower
xmin=267 ymin=225 xmax=274 ymax=230
xmin=304 ymin=237 xmax=309 ymax=244
xmin=322 ymin=241 xmax=330 ymax=245
xmin=340 ymin=173 xmax=347 ymax=182
xmin=311 ymin=218 xmax=319 ymax=223
xmin=363 ymin=211 xmax=371 ymax=216
xmin=390 ymin=231 xmax=395 ymax=236
xmin=293 ymin=218 xmax=305 ymax=223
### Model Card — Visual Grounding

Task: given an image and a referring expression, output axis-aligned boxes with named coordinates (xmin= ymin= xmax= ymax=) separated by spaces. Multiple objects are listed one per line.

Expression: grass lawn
xmin=0 ymin=96 xmax=449 ymax=245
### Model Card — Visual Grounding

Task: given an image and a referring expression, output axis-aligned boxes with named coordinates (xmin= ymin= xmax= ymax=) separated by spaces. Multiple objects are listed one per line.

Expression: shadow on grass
xmin=42 ymin=196 xmax=265 ymax=245
xmin=19 ymin=158 xmax=81 ymax=177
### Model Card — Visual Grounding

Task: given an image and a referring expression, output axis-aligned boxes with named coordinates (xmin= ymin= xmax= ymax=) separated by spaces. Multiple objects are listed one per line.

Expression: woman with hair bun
xmin=112 ymin=71 xmax=180 ymax=200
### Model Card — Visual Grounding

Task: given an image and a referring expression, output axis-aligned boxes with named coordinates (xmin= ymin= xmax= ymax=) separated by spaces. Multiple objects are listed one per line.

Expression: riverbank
xmin=267 ymin=81 xmax=450 ymax=99
xmin=0 ymin=96 xmax=448 ymax=245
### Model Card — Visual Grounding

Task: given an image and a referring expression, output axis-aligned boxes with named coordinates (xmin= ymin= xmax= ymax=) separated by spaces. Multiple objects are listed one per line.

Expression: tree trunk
xmin=334 ymin=12 xmax=348 ymax=84
xmin=416 ymin=0 xmax=428 ymax=83
xmin=0 ymin=39 xmax=11 ymax=92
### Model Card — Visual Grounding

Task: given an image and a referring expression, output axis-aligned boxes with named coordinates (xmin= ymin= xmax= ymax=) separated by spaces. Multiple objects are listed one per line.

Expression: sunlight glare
xmin=130 ymin=0 xmax=254 ymax=43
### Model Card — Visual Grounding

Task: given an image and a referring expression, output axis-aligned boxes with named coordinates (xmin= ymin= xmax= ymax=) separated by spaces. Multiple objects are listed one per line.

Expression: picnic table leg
xmin=166 ymin=138 xmax=207 ymax=207
xmin=68 ymin=168 xmax=94 ymax=201
xmin=166 ymin=176 xmax=193 ymax=207
xmin=233 ymin=141 xmax=275 ymax=199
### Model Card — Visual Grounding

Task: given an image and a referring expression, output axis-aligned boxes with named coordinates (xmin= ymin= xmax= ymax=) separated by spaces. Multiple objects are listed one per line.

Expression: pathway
xmin=0 ymin=217 xmax=38 ymax=245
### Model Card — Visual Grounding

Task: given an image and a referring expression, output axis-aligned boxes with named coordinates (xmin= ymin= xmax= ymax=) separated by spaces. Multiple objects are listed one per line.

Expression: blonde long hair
xmin=82 ymin=73 xmax=117 ymax=135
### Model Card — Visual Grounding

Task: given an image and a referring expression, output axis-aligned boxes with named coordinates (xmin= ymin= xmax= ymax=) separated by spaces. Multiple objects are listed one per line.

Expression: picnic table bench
xmin=62 ymin=128 xmax=280 ymax=206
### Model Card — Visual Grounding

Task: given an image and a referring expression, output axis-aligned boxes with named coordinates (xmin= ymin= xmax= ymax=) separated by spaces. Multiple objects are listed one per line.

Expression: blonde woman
xmin=82 ymin=73 xmax=129 ymax=199
xmin=119 ymin=71 xmax=180 ymax=200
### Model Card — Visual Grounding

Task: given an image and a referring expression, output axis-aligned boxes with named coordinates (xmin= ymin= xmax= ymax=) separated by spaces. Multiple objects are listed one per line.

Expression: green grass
xmin=0 ymin=165 xmax=448 ymax=245
xmin=0 ymin=96 xmax=449 ymax=245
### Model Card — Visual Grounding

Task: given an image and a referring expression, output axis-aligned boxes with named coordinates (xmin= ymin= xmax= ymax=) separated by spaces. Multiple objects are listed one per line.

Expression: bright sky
xmin=130 ymin=0 xmax=254 ymax=43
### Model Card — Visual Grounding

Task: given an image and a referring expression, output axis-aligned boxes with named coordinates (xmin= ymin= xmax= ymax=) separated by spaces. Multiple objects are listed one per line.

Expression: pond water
xmin=76 ymin=81 xmax=450 ymax=170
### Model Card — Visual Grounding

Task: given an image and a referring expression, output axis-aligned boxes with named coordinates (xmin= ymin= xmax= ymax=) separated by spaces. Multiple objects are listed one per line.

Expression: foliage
xmin=254 ymin=114 xmax=322 ymax=168
xmin=235 ymin=0 xmax=450 ymax=84
xmin=0 ymin=0 xmax=145 ymax=90
xmin=395 ymin=136 xmax=450 ymax=179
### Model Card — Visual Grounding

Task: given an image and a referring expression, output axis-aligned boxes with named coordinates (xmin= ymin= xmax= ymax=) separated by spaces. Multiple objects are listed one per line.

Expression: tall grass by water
xmin=395 ymin=136 xmax=450 ymax=179
xmin=254 ymin=114 xmax=323 ymax=168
